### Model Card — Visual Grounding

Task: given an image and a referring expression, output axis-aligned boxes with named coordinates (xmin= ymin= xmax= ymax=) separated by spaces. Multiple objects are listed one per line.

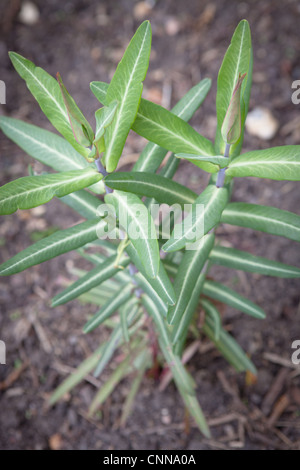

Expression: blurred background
xmin=0 ymin=0 xmax=300 ymax=450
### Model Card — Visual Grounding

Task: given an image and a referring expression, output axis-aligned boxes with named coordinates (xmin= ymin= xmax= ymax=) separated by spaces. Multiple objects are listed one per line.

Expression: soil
xmin=0 ymin=0 xmax=300 ymax=450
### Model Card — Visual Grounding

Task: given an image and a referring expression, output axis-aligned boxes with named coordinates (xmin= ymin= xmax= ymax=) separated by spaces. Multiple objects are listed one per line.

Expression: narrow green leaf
xmin=141 ymin=295 xmax=170 ymax=347
xmin=89 ymin=81 xmax=108 ymax=104
xmin=0 ymin=218 xmax=102 ymax=276
xmin=89 ymin=352 xmax=134 ymax=415
xmin=0 ymin=168 xmax=102 ymax=215
xmin=79 ymin=287 xmax=118 ymax=307
xmin=215 ymin=20 xmax=252 ymax=156
xmin=51 ymin=254 xmax=130 ymax=307
xmin=162 ymin=259 xmax=179 ymax=278
xmin=94 ymin=304 xmax=141 ymax=378
xmin=132 ymin=99 xmax=215 ymax=172
xmin=79 ymin=241 xmax=118 ymax=260
xmin=143 ymin=153 xmax=184 ymax=215
xmin=59 ymin=190 xmax=101 ymax=220
xmin=171 ymin=79 xmax=211 ymax=120
xmin=221 ymin=202 xmax=300 ymax=242
xmin=91 ymin=79 xmax=212 ymax=173
xmin=126 ymin=243 xmax=175 ymax=306
xmin=68 ymin=266 xmax=121 ymax=298
xmin=57 ymin=72 xmax=94 ymax=147
xmin=159 ymin=154 xmax=179 ymax=179
xmin=133 ymin=79 xmax=212 ymax=173
xmin=210 ymin=246 xmax=300 ymax=278
xmin=168 ymin=234 xmax=215 ymax=325
xmin=142 ymin=154 xmax=181 ymax=211
xmin=77 ymin=244 xmax=132 ymax=286
xmin=83 ymin=284 xmax=133 ymax=333
xmin=142 ymin=295 xmax=195 ymax=393
xmin=105 ymin=190 xmax=159 ymax=278
xmin=9 ymin=52 xmax=89 ymax=157
xmin=203 ymin=316 xmax=256 ymax=374
xmin=49 ymin=343 xmax=105 ymax=406
xmin=226 ymin=146 xmax=300 ymax=181
xmin=200 ymin=298 xmax=221 ymax=341
xmin=142 ymin=295 xmax=210 ymax=437
xmin=94 ymin=100 xmax=118 ymax=153
xmin=203 ymin=280 xmax=266 ymax=319
xmin=161 ymin=345 xmax=196 ymax=393
xmin=136 ymin=274 xmax=168 ymax=316
xmin=176 ymin=153 xmax=228 ymax=169
xmin=0 ymin=116 xmax=104 ymax=193
xmin=91 ymin=81 xmax=215 ymax=171
xmin=182 ymin=394 xmax=211 ymax=438
xmin=163 ymin=185 xmax=229 ymax=252
xmin=120 ymin=298 xmax=140 ymax=344
xmin=105 ymin=172 xmax=196 ymax=207
xmin=120 ymin=352 xmax=149 ymax=426
xmin=103 ymin=21 xmax=151 ymax=171
xmin=172 ymin=273 xmax=206 ymax=350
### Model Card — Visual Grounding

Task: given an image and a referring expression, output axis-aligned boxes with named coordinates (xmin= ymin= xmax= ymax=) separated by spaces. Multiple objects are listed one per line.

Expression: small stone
xmin=161 ymin=407 xmax=171 ymax=425
xmin=165 ymin=17 xmax=181 ymax=36
xmin=18 ymin=1 xmax=40 ymax=26
xmin=245 ymin=107 xmax=279 ymax=140
xmin=49 ymin=433 xmax=62 ymax=450
xmin=133 ymin=2 xmax=152 ymax=20
xmin=90 ymin=47 xmax=102 ymax=61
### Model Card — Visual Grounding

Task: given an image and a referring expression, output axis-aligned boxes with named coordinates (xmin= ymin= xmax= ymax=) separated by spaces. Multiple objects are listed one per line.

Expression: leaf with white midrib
xmin=10 ymin=53 xmax=68 ymax=119
xmin=132 ymin=99 xmax=215 ymax=165
xmin=176 ymin=153 xmax=228 ymax=169
xmin=83 ymin=284 xmax=133 ymax=333
xmin=125 ymin=243 xmax=175 ymax=306
xmin=9 ymin=52 xmax=89 ymax=157
xmin=93 ymin=304 xmax=141 ymax=378
xmin=215 ymin=20 xmax=252 ymax=156
xmin=203 ymin=316 xmax=256 ymax=374
xmin=201 ymin=298 xmax=221 ymax=341
xmin=105 ymin=190 xmax=160 ymax=278
xmin=59 ymin=190 xmax=101 ymax=220
xmin=135 ymin=273 xmax=168 ymax=316
xmin=163 ymin=185 xmax=228 ymax=252
xmin=105 ymin=172 xmax=197 ymax=206
xmin=210 ymin=246 xmax=300 ymax=278
xmin=226 ymin=146 xmax=300 ymax=181
xmin=221 ymin=202 xmax=300 ymax=242
xmin=51 ymin=254 xmax=130 ymax=306
xmin=167 ymin=234 xmax=215 ymax=325
xmin=0 ymin=218 xmax=103 ymax=276
xmin=141 ymin=294 xmax=210 ymax=437
xmin=203 ymin=280 xmax=265 ymax=319
xmin=0 ymin=117 xmax=103 ymax=193
xmin=0 ymin=168 xmax=102 ymax=215
xmin=90 ymin=79 xmax=215 ymax=172
xmin=133 ymin=77 xmax=211 ymax=173
xmin=103 ymin=21 xmax=152 ymax=172
xmin=172 ymin=272 xmax=206 ymax=350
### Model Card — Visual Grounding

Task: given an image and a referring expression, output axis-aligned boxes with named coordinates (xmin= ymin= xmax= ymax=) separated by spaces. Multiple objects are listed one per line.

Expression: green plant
xmin=1 ymin=20 xmax=300 ymax=437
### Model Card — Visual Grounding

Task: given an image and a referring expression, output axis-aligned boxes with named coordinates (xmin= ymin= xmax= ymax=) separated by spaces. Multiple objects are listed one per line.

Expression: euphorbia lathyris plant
xmin=1 ymin=20 xmax=300 ymax=437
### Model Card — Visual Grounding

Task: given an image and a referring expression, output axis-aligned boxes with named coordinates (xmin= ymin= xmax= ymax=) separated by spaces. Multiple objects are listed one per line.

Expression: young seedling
xmin=0 ymin=20 xmax=299 ymax=438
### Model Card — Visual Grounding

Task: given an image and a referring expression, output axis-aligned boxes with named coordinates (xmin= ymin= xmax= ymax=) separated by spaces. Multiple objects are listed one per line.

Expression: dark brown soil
xmin=0 ymin=0 xmax=300 ymax=450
